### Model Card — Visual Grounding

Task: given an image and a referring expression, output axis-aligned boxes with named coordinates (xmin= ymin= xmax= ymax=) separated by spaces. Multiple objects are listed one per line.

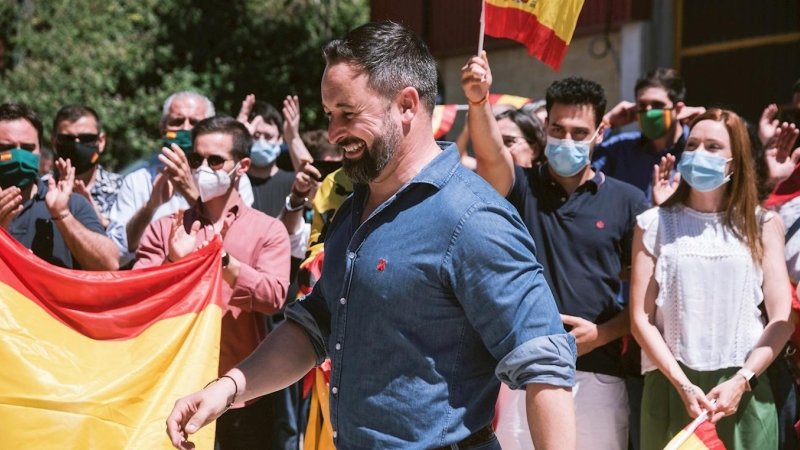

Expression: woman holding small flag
xmin=630 ymin=108 xmax=794 ymax=449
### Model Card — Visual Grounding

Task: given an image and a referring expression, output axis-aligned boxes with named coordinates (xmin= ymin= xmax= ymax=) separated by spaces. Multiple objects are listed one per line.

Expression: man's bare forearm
xmin=56 ymin=216 xmax=119 ymax=270
xmin=526 ymin=384 xmax=576 ymax=450
xmin=126 ymin=204 xmax=157 ymax=252
xmin=227 ymin=320 xmax=318 ymax=403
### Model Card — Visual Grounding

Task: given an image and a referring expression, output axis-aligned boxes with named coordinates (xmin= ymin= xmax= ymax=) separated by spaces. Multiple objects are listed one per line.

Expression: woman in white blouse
xmin=630 ymin=108 xmax=794 ymax=449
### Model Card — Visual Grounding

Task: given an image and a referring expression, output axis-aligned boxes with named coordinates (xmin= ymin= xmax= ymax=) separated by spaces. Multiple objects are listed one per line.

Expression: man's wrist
xmin=286 ymin=193 xmax=307 ymax=211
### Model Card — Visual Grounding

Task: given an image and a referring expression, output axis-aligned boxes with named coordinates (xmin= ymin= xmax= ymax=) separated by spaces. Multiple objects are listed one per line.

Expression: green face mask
xmin=0 ymin=149 xmax=40 ymax=189
xmin=637 ymin=108 xmax=675 ymax=140
xmin=162 ymin=129 xmax=193 ymax=154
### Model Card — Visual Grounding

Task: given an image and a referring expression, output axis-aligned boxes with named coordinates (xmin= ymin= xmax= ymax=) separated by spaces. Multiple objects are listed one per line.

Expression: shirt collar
xmin=539 ymin=163 xmax=604 ymax=192
xmin=191 ymin=193 xmax=245 ymax=224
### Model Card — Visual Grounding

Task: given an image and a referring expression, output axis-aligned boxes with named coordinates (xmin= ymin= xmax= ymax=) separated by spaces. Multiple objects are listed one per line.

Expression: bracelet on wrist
xmin=203 ymin=375 xmax=239 ymax=413
xmin=51 ymin=211 xmax=71 ymax=221
xmin=285 ymin=194 xmax=307 ymax=212
xmin=468 ymin=92 xmax=489 ymax=107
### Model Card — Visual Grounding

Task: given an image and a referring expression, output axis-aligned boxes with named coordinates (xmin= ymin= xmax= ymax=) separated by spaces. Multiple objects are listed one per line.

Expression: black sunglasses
xmin=166 ymin=116 xmax=200 ymax=128
xmin=187 ymin=153 xmax=229 ymax=170
xmin=56 ymin=133 xmax=99 ymax=145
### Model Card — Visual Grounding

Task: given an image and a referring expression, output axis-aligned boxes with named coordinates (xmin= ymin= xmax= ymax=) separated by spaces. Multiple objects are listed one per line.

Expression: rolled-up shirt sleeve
xmin=230 ymin=220 xmax=291 ymax=315
xmin=285 ymin=276 xmax=331 ymax=366
xmin=444 ymin=200 xmax=577 ymax=389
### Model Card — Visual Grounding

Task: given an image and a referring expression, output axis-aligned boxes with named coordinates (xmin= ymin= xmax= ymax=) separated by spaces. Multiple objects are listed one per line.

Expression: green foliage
xmin=0 ymin=0 xmax=368 ymax=170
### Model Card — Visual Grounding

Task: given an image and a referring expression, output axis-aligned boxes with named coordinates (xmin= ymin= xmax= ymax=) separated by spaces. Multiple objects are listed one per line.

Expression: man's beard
xmin=341 ymin=115 xmax=401 ymax=185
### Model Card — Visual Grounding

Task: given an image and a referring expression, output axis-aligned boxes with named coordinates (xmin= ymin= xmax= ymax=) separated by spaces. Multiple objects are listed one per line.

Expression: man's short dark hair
xmin=191 ymin=116 xmax=253 ymax=161
xmin=52 ymin=104 xmax=102 ymax=134
xmin=545 ymin=77 xmax=607 ymax=127
xmin=0 ymin=102 xmax=43 ymax=145
xmin=249 ymin=100 xmax=283 ymax=136
xmin=635 ymin=68 xmax=686 ymax=105
xmin=323 ymin=21 xmax=438 ymax=114
xmin=302 ymin=129 xmax=341 ymax=161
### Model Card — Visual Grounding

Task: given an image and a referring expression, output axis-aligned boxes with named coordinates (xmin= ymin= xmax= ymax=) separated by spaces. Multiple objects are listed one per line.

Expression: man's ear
xmin=237 ymin=157 xmax=251 ymax=175
xmin=397 ymin=87 xmax=420 ymax=124
xmin=98 ymin=133 xmax=106 ymax=154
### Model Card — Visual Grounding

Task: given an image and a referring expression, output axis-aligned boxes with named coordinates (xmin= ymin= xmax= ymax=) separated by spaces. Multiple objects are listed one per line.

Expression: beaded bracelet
xmin=203 ymin=375 xmax=239 ymax=413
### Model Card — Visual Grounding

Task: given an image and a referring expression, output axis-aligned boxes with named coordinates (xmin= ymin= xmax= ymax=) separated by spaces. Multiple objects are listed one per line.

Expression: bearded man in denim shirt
xmin=167 ymin=21 xmax=577 ymax=450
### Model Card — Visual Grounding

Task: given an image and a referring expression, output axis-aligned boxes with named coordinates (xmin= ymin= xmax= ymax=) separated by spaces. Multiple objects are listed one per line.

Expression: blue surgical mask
xmin=544 ymin=127 xmax=601 ymax=177
xmin=250 ymin=140 xmax=282 ymax=167
xmin=677 ymin=150 xmax=732 ymax=192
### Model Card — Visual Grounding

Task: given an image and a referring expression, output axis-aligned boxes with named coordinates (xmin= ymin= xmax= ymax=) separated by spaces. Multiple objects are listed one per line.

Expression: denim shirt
xmin=286 ymin=143 xmax=576 ymax=449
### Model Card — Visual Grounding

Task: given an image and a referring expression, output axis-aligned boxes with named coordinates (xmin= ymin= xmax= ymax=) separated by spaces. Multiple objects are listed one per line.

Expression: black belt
xmin=433 ymin=425 xmax=495 ymax=450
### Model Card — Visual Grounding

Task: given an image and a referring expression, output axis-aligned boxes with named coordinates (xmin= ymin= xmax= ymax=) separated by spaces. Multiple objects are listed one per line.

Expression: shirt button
xmin=340 ymin=297 xmax=347 ymax=305
xmin=332 ymin=386 xmax=339 ymax=394
xmin=335 ymin=343 xmax=341 ymax=350
xmin=560 ymin=197 xmax=566 ymax=202
xmin=333 ymin=431 xmax=338 ymax=438
xmin=348 ymin=251 xmax=356 ymax=259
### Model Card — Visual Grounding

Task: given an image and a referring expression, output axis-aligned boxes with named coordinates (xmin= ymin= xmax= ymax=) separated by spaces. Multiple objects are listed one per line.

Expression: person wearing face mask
xmin=630 ymin=109 xmax=793 ymax=449
xmin=592 ymin=69 xmax=706 ymax=204
xmin=134 ymin=115 xmax=291 ymax=450
xmin=462 ymin=52 xmax=649 ymax=450
xmin=236 ymin=95 xmax=296 ymax=218
xmin=51 ymin=105 xmax=122 ymax=229
xmin=105 ymin=91 xmax=255 ymax=268
xmin=0 ymin=102 xmax=118 ymax=271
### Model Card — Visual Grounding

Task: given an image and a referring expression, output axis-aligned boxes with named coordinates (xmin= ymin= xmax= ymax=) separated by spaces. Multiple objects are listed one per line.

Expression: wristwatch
xmin=736 ymin=368 xmax=758 ymax=391
xmin=221 ymin=251 xmax=230 ymax=269
xmin=285 ymin=194 xmax=307 ymax=212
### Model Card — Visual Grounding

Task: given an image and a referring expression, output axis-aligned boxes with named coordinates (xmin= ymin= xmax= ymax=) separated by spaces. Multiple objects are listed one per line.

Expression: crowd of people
xmin=1 ymin=19 xmax=800 ymax=450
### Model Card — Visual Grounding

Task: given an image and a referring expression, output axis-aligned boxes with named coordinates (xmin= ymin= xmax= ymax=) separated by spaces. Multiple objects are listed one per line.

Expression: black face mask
xmin=56 ymin=141 xmax=99 ymax=175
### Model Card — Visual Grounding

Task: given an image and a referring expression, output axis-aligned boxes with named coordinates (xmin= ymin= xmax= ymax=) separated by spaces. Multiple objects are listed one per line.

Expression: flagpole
xmin=477 ymin=0 xmax=485 ymax=55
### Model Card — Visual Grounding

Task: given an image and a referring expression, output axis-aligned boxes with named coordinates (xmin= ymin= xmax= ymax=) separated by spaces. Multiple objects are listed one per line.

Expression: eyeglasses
xmin=165 ymin=116 xmax=201 ymax=128
xmin=187 ymin=153 xmax=230 ymax=170
xmin=502 ymin=135 xmax=527 ymax=148
xmin=55 ymin=133 xmax=99 ymax=145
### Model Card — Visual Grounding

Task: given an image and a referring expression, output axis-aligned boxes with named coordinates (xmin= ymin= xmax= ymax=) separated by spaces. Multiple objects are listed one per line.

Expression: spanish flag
xmin=0 ymin=230 xmax=223 ymax=449
xmin=484 ymin=0 xmax=585 ymax=71
xmin=663 ymin=414 xmax=726 ymax=450
xmin=432 ymin=104 xmax=459 ymax=139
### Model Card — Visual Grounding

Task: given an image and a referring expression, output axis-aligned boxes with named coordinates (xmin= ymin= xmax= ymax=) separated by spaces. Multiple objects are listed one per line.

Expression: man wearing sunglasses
xmin=134 ymin=115 xmax=291 ymax=450
xmin=51 ymin=104 xmax=122 ymax=229
xmin=106 ymin=91 xmax=253 ymax=268
xmin=0 ymin=102 xmax=118 ymax=271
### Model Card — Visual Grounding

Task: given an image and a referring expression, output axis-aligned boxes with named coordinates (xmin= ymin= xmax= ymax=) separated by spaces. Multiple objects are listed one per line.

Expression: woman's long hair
xmin=661 ymin=108 xmax=762 ymax=261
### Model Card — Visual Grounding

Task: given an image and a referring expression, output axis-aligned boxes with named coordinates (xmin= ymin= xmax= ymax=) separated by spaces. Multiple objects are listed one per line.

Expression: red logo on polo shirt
xmin=596 ymin=220 xmax=605 ymax=229
xmin=377 ymin=259 xmax=386 ymax=271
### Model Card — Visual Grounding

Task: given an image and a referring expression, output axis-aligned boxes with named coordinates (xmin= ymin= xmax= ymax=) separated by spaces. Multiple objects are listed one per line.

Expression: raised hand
xmin=46 ymin=158 xmax=76 ymax=218
xmin=147 ymin=170 xmax=175 ymax=211
xmin=652 ymin=154 xmax=680 ymax=206
xmin=282 ymin=95 xmax=301 ymax=145
xmin=764 ymin=122 xmax=800 ymax=186
xmin=74 ymin=179 xmax=108 ymax=228
xmin=460 ymin=51 xmax=492 ymax=104
xmin=158 ymin=144 xmax=198 ymax=203
xmin=603 ymin=101 xmax=637 ymax=128
xmin=759 ymin=104 xmax=780 ymax=146
xmin=676 ymin=106 xmax=706 ymax=124
xmin=167 ymin=209 xmax=201 ymax=262
xmin=236 ymin=94 xmax=257 ymax=135
xmin=0 ymin=186 xmax=24 ymax=230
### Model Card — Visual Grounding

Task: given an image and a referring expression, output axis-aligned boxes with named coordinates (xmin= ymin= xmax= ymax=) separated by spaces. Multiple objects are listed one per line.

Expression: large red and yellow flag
xmin=484 ymin=0 xmax=585 ymax=71
xmin=0 ymin=230 xmax=223 ymax=449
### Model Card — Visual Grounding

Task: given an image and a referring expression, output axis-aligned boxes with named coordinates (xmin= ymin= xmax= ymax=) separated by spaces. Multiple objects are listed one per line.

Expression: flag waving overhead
xmin=0 ymin=230 xmax=223 ymax=449
xmin=484 ymin=0 xmax=585 ymax=71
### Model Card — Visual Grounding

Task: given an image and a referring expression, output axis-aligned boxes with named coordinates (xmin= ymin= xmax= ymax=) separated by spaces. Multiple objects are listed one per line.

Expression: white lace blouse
xmin=637 ymin=204 xmax=768 ymax=373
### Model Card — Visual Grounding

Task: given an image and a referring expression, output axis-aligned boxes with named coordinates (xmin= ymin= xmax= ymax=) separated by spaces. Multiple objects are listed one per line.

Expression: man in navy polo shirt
xmin=463 ymin=52 xmax=648 ymax=450
xmin=0 ymin=102 xmax=118 ymax=270
xmin=592 ymin=68 xmax=704 ymax=204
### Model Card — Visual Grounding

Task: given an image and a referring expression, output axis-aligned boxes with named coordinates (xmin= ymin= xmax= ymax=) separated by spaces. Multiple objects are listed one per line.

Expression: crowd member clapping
xmin=631 ymin=108 xmax=794 ymax=449
xmin=0 ymin=102 xmax=118 ymax=270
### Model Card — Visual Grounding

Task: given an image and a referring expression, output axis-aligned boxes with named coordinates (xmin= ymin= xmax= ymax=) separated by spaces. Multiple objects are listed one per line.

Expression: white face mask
xmin=191 ymin=162 xmax=240 ymax=203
